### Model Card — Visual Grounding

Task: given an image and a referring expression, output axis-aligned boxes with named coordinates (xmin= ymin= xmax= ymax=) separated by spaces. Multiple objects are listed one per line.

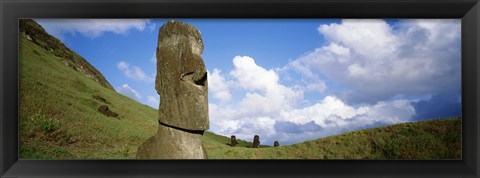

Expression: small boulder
xmin=98 ymin=105 xmax=118 ymax=118
xmin=274 ymin=141 xmax=280 ymax=147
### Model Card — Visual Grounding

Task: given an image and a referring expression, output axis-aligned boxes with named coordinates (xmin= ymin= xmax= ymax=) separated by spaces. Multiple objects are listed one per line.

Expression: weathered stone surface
xmin=274 ymin=141 xmax=280 ymax=147
xmin=136 ymin=124 xmax=207 ymax=159
xmin=252 ymin=135 xmax=260 ymax=148
xmin=98 ymin=105 xmax=118 ymax=118
xmin=137 ymin=20 xmax=209 ymax=159
xmin=230 ymin=135 xmax=238 ymax=147
xmin=156 ymin=20 xmax=209 ymax=131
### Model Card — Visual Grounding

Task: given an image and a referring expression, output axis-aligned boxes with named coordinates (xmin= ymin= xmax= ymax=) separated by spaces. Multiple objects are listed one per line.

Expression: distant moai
xmin=274 ymin=141 xmax=280 ymax=147
xmin=230 ymin=135 xmax=238 ymax=147
xmin=252 ymin=135 xmax=260 ymax=148
xmin=136 ymin=20 xmax=209 ymax=159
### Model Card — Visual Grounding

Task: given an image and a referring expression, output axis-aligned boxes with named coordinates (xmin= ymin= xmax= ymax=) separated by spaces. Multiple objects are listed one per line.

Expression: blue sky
xmin=35 ymin=19 xmax=461 ymax=145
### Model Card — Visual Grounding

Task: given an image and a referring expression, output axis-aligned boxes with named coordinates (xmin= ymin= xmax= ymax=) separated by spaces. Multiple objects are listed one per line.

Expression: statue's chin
xmin=136 ymin=124 xmax=206 ymax=159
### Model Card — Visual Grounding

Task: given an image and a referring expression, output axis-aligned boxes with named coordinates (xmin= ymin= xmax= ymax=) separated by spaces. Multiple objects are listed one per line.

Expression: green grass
xmin=318 ymin=117 xmax=460 ymax=159
xmin=19 ymin=33 xmax=159 ymax=159
xmin=204 ymin=117 xmax=461 ymax=159
xmin=19 ymin=20 xmax=461 ymax=159
xmin=19 ymin=19 xmax=113 ymax=90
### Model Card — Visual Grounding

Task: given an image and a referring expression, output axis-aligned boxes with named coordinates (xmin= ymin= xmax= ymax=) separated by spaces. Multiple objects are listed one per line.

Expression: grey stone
xmin=136 ymin=20 xmax=209 ymax=159
xmin=136 ymin=124 xmax=207 ymax=159
xmin=156 ymin=20 xmax=209 ymax=131
xmin=98 ymin=105 xmax=118 ymax=118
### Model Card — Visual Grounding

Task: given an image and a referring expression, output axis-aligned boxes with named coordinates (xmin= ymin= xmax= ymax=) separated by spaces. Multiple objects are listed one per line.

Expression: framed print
xmin=1 ymin=0 xmax=479 ymax=177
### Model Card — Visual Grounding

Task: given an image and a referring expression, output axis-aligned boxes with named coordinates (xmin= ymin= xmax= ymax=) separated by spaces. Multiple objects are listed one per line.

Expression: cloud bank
xmin=288 ymin=19 xmax=461 ymax=105
xmin=209 ymin=56 xmax=416 ymax=145
xmin=207 ymin=19 xmax=461 ymax=146
xmin=36 ymin=19 xmax=154 ymax=39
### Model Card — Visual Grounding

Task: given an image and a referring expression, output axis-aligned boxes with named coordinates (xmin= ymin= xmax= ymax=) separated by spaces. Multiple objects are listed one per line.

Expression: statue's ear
xmin=155 ymin=48 xmax=161 ymax=94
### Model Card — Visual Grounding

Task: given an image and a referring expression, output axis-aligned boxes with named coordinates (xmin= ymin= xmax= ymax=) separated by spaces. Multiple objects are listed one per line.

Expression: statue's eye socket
xmin=180 ymin=71 xmax=207 ymax=86
xmin=194 ymin=72 xmax=207 ymax=86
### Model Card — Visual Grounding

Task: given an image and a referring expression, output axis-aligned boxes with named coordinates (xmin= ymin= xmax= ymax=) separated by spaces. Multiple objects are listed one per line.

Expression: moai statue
xmin=230 ymin=135 xmax=238 ymax=147
xmin=252 ymin=135 xmax=260 ymax=148
xmin=274 ymin=141 xmax=280 ymax=147
xmin=136 ymin=20 xmax=209 ymax=159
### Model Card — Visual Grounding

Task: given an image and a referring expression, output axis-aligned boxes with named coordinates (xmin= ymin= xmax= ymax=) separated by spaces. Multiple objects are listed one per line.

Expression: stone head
xmin=156 ymin=20 xmax=209 ymax=131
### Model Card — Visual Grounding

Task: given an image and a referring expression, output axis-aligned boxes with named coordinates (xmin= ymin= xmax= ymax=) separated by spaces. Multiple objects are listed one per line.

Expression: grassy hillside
xmin=19 ymin=19 xmax=113 ymax=90
xmin=19 ymin=19 xmax=461 ymax=159
xmin=19 ymin=32 xmax=160 ymax=159
xmin=18 ymin=19 xmax=264 ymax=159
xmin=204 ymin=117 xmax=461 ymax=159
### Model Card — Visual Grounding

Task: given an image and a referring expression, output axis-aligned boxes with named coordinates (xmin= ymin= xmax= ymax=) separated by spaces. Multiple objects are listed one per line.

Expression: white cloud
xmin=35 ymin=19 xmax=154 ymax=39
xmin=147 ymin=95 xmax=160 ymax=109
xmin=318 ymin=19 xmax=396 ymax=60
xmin=208 ymin=69 xmax=232 ymax=103
xmin=287 ymin=19 xmax=461 ymax=104
xmin=206 ymin=20 xmax=460 ymax=146
xmin=116 ymin=84 xmax=141 ymax=101
xmin=279 ymin=96 xmax=359 ymax=127
xmin=280 ymin=96 xmax=415 ymax=127
xmin=231 ymin=56 xmax=280 ymax=92
xmin=306 ymin=82 xmax=327 ymax=93
xmin=207 ymin=56 xmax=304 ymax=144
xmin=117 ymin=61 xmax=155 ymax=83
xmin=231 ymin=56 xmax=303 ymax=115
xmin=207 ymin=55 xmax=418 ymax=145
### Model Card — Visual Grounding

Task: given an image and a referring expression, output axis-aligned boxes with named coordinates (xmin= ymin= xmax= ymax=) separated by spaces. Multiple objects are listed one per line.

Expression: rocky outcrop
xmin=19 ymin=19 xmax=114 ymax=90
xmin=136 ymin=20 xmax=209 ymax=159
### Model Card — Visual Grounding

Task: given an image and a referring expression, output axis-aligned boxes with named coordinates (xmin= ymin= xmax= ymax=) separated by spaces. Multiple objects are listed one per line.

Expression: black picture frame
xmin=1 ymin=0 xmax=479 ymax=177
